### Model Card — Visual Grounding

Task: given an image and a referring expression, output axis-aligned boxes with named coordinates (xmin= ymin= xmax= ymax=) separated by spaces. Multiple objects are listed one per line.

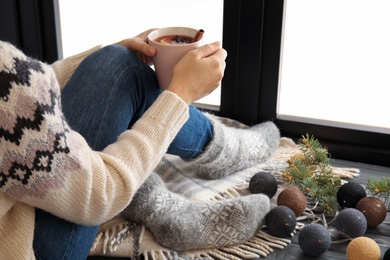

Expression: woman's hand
xmin=116 ymin=29 xmax=157 ymax=65
xmin=117 ymin=31 xmax=227 ymax=105
xmin=167 ymin=41 xmax=227 ymax=104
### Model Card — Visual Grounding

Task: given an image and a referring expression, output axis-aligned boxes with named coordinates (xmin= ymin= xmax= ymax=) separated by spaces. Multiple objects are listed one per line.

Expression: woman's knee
xmin=96 ymin=44 xmax=129 ymax=60
xmin=87 ymin=44 xmax=145 ymax=71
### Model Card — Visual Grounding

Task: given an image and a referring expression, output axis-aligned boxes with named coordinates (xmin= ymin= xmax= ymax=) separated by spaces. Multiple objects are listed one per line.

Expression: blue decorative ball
xmin=334 ymin=208 xmax=367 ymax=238
xmin=249 ymin=172 xmax=278 ymax=198
xmin=298 ymin=224 xmax=331 ymax=257
xmin=337 ymin=182 xmax=366 ymax=208
xmin=265 ymin=206 xmax=297 ymax=238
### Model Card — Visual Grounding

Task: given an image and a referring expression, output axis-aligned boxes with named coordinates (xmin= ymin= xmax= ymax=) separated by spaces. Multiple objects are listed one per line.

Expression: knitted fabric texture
xmin=0 ymin=41 xmax=189 ymax=259
xmin=90 ymin=137 xmax=360 ymax=260
xmin=0 ymin=41 xmax=73 ymax=195
xmin=189 ymin=113 xmax=280 ymax=180
xmin=120 ymin=113 xmax=280 ymax=251
xmin=0 ymin=40 xmax=75 ymax=259
xmin=121 ymin=172 xmax=270 ymax=251
xmin=91 ymin=137 xmax=298 ymax=259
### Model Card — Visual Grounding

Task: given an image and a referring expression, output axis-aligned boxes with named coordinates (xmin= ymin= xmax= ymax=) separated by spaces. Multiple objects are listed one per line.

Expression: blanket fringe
xmin=143 ymin=250 xmax=169 ymax=260
xmin=254 ymin=231 xmax=291 ymax=249
xmin=212 ymin=185 xmax=248 ymax=200
xmin=207 ymin=249 xmax=245 ymax=260
xmin=219 ymin=246 xmax=259 ymax=259
xmin=90 ymin=220 xmax=134 ymax=255
xmin=179 ymin=230 xmax=292 ymax=260
xmin=242 ymin=241 xmax=272 ymax=256
xmin=331 ymin=166 xmax=360 ymax=178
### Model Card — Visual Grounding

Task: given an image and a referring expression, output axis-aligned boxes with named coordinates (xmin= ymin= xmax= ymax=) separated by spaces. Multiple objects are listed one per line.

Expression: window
xmin=57 ymin=0 xmax=223 ymax=107
xmin=278 ymin=0 xmax=390 ymax=135
xmin=253 ymin=0 xmax=390 ymax=166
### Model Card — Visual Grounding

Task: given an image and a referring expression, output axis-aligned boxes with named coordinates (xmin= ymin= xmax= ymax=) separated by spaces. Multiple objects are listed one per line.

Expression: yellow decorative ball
xmin=346 ymin=237 xmax=381 ymax=260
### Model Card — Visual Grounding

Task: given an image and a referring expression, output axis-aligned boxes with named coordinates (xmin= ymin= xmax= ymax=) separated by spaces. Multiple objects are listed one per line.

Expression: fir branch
xmin=366 ymin=177 xmax=390 ymax=206
xmin=282 ymin=134 xmax=342 ymax=214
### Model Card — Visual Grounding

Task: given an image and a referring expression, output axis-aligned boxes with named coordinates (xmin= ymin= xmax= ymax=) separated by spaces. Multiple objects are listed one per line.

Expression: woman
xmin=0 ymin=29 xmax=279 ymax=259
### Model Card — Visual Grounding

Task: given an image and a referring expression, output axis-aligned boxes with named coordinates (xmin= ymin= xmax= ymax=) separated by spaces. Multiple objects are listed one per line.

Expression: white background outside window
xmin=278 ymin=0 xmax=390 ymax=134
xmin=57 ymin=0 xmax=223 ymax=106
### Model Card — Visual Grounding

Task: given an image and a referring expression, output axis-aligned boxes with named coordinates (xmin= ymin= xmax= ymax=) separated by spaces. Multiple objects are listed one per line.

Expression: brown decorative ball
xmin=277 ymin=187 xmax=307 ymax=216
xmin=346 ymin=237 xmax=381 ymax=260
xmin=356 ymin=197 xmax=387 ymax=227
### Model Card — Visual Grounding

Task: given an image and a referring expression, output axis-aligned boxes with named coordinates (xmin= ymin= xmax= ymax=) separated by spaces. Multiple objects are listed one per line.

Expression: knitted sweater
xmin=0 ymin=41 xmax=189 ymax=259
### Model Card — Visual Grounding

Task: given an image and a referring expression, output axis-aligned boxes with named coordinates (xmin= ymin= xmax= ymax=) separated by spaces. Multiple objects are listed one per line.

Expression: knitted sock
xmin=122 ymin=173 xmax=270 ymax=251
xmin=190 ymin=114 xmax=280 ymax=180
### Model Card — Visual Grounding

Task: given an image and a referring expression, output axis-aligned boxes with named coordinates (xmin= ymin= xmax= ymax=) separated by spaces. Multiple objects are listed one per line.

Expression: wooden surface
xmin=258 ymin=159 xmax=390 ymax=260
xmin=88 ymin=159 xmax=390 ymax=260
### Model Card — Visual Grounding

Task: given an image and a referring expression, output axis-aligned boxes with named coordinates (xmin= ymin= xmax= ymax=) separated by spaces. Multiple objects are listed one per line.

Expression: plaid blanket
xmin=89 ymin=136 xmax=359 ymax=259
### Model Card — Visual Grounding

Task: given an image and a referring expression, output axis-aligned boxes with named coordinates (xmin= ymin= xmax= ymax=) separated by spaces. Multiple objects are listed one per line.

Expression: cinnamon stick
xmin=192 ymin=29 xmax=204 ymax=43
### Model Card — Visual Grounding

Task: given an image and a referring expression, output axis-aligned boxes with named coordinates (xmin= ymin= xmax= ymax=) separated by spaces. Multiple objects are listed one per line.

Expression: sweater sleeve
xmin=0 ymin=41 xmax=189 ymax=225
xmin=51 ymin=45 xmax=102 ymax=90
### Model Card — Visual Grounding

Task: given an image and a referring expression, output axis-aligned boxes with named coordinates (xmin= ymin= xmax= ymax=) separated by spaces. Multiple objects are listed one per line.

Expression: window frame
xmin=220 ymin=0 xmax=266 ymax=125
xmin=220 ymin=0 xmax=390 ymax=167
xmin=0 ymin=0 xmax=60 ymax=63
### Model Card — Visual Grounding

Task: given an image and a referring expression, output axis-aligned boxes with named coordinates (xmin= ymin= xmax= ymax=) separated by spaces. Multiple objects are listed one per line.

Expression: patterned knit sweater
xmin=0 ymin=41 xmax=189 ymax=259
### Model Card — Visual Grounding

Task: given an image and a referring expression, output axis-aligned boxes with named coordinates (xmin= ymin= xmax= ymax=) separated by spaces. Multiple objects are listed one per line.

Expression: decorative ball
xmin=249 ymin=172 xmax=278 ymax=198
xmin=265 ymin=206 xmax=297 ymax=238
xmin=346 ymin=237 xmax=381 ymax=260
xmin=277 ymin=187 xmax=307 ymax=216
xmin=384 ymin=248 xmax=390 ymax=260
xmin=334 ymin=208 xmax=367 ymax=238
xmin=356 ymin=196 xmax=387 ymax=227
xmin=298 ymin=224 xmax=331 ymax=257
xmin=337 ymin=182 xmax=366 ymax=208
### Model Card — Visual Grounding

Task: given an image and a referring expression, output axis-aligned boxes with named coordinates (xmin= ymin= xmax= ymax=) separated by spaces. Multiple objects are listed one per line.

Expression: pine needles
xmin=366 ymin=177 xmax=390 ymax=208
xmin=282 ymin=134 xmax=342 ymax=213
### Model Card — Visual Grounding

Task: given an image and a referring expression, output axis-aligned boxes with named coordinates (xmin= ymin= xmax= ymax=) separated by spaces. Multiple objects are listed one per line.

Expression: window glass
xmin=57 ymin=0 xmax=223 ymax=106
xmin=278 ymin=0 xmax=390 ymax=134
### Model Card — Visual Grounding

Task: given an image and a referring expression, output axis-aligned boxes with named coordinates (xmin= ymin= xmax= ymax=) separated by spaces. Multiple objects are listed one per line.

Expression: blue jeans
xmin=33 ymin=44 xmax=213 ymax=259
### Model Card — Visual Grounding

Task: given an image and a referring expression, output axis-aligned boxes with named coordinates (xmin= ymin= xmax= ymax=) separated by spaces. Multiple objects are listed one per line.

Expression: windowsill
xmin=193 ymin=102 xmax=220 ymax=113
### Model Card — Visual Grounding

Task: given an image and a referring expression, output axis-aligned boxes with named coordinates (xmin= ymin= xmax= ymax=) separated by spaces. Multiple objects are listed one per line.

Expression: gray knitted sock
xmin=191 ymin=115 xmax=280 ymax=180
xmin=122 ymin=173 xmax=270 ymax=251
